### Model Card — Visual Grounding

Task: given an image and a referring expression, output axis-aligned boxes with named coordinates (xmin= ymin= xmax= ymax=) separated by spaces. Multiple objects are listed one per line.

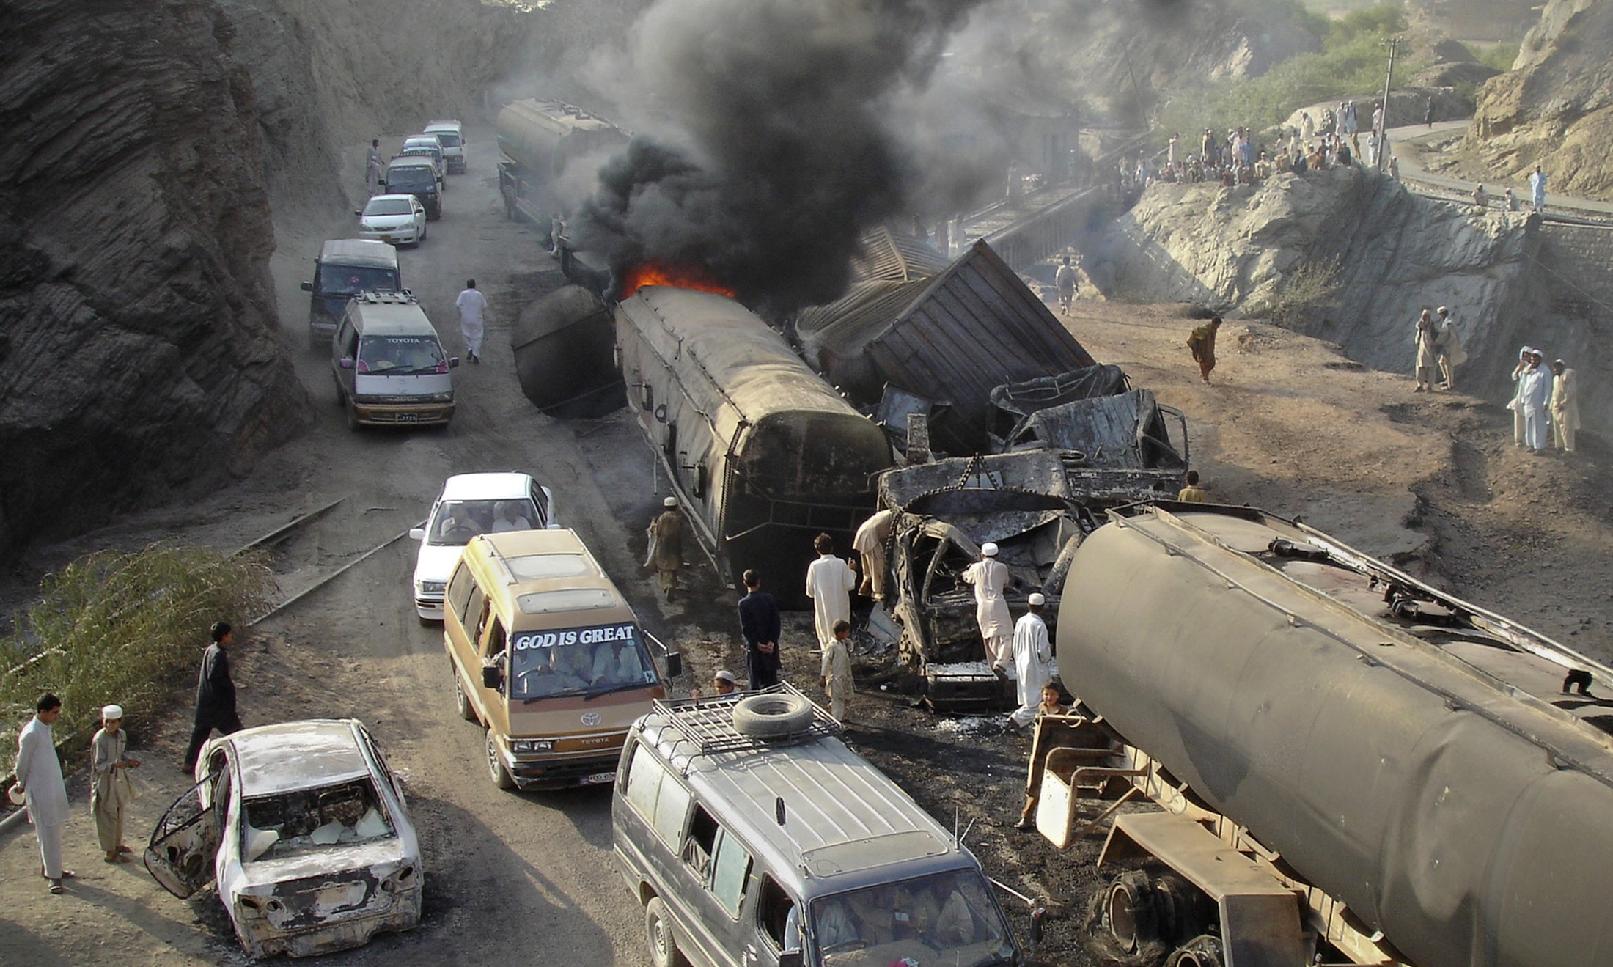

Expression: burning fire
xmin=618 ymin=262 xmax=736 ymax=301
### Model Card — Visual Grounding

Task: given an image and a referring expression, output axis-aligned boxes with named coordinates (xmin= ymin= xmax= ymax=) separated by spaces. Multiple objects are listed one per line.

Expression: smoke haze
xmin=575 ymin=0 xmax=995 ymax=314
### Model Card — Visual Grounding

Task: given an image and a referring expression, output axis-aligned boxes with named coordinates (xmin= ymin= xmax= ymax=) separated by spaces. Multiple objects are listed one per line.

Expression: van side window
xmin=683 ymin=805 xmax=719 ymax=875
xmin=474 ymin=598 xmax=494 ymax=645
xmin=622 ymin=741 xmax=690 ymax=847
xmin=462 ymin=583 xmax=486 ymax=633
xmin=708 ymin=829 xmax=751 ymax=918
xmin=624 ymin=743 xmax=662 ymax=819
xmin=446 ymin=564 xmax=474 ymax=621
xmin=652 ymin=776 xmax=691 ymax=847
xmin=484 ymin=619 xmax=507 ymax=660
xmin=339 ymin=318 xmax=359 ymax=357
xmin=758 ymin=875 xmax=799 ymax=952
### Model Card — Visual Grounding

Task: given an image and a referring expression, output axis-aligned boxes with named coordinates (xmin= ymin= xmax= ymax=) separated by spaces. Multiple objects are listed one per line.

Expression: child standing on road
xmin=819 ymin=620 xmax=854 ymax=724
xmin=91 ymin=704 xmax=139 ymax=864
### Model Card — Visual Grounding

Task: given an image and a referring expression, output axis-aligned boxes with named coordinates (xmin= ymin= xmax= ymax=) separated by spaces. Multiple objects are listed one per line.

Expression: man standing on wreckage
xmin=963 ymin=542 xmax=1013 ymax=673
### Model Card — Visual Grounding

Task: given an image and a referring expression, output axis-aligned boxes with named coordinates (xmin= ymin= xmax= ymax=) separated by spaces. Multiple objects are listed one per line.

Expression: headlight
xmin=512 ymin=739 xmax=554 ymax=753
xmin=418 ymin=580 xmax=446 ymax=594
xmin=429 ymin=392 xmax=454 ymax=403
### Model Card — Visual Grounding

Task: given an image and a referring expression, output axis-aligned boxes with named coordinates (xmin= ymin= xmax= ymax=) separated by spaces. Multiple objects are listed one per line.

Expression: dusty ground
xmin=4 ymin=134 xmax=1613 ymax=967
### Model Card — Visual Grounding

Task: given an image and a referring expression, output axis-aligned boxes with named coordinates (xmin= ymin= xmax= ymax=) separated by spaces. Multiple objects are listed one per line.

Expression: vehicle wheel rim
xmin=650 ymin=915 xmax=667 ymax=960
xmin=486 ymin=735 xmax=500 ymax=780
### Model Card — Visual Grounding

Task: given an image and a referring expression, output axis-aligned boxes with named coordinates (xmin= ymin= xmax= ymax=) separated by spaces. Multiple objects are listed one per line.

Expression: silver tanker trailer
xmin=1026 ymin=502 xmax=1613 ymax=967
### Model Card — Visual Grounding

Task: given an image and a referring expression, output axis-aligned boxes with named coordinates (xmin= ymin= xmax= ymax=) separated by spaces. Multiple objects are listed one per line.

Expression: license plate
xmin=396 ymin=413 xmax=420 ymax=423
xmin=585 ymin=771 xmax=617 ymax=785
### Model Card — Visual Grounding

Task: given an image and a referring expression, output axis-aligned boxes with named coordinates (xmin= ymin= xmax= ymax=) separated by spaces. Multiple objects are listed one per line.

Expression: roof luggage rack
xmin=653 ymin=682 xmax=841 ymax=757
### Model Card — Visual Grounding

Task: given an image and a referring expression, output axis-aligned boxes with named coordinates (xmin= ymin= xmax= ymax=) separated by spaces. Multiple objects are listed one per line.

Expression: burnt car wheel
xmin=644 ymin=897 xmax=683 ymax=967
xmin=1166 ymin=935 xmax=1225 ymax=967
xmin=485 ymin=729 xmax=516 ymax=791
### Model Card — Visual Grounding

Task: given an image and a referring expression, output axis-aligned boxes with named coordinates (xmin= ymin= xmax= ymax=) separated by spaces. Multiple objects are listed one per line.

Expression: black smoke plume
xmin=575 ymin=0 xmax=991 ymax=315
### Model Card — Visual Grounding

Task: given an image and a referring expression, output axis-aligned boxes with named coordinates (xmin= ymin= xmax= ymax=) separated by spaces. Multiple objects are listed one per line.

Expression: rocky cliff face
xmin=1466 ymin=0 xmax=1613 ymax=200
xmin=1087 ymin=168 xmax=1610 ymax=426
xmin=0 ymin=0 xmax=308 ymax=550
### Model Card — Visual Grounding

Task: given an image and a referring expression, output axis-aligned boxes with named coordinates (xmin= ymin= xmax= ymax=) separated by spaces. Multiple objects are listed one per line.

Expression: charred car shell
xmin=144 ymin=719 xmax=422 ymax=958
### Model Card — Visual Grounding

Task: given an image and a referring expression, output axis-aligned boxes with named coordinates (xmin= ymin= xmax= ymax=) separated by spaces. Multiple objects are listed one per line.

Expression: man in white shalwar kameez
xmin=455 ymin=278 xmax=489 ymax=364
xmin=1008 ymin=594 xmax=1053 ymax=729
xmin=1507 ymin=347 xmax=1532 ymax=447
xmin=12 ymin=694 xmax=71 ymax=893
xmin=805 ymin=532 xmax=856 ymax=647
xmin=963 ymin=542 xmax=1013 ymax=671
xmin=851 ymin=509 xmax=895 ymax=602
xmin=1520 ymin=350 xmax=1553 ymax=452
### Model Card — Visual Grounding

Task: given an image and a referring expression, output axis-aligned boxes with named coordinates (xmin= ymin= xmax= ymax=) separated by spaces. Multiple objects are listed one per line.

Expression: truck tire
xmin=732 ymin=693 xmax=814 ymax=738
xmin=644 ymin=897 xmax=684 ymax=967
xmin=485 ymin=729 xmax=516 ymax=791
xmin=1166 ymin=935 xmax=1224 ymax=967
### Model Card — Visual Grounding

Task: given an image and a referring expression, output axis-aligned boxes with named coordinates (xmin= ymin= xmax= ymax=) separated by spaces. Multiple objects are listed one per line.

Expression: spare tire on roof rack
xmin=732 ymin=692 xmax=815 ymax=738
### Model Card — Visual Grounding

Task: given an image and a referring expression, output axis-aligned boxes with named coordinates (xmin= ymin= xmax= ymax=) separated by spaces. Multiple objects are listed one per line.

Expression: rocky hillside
xmin=1465 ymin=0 xmax=1613 ymax=200
xmin=0 ymin=0 xmax=308 ymax=552
xmin=1084 ymin=167 xmax=1608 ymax=426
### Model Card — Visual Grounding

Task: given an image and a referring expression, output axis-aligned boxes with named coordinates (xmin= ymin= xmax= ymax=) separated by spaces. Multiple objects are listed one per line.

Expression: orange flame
xmin=618 ymin=262 xmax=736 ymax=301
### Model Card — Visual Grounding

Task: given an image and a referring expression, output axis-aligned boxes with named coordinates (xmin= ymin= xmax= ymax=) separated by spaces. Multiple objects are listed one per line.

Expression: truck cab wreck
xmin=1026 ymin=503 xmax=1613 ymax=967
xmin=144 ymin=719 xmax=423 ymax=959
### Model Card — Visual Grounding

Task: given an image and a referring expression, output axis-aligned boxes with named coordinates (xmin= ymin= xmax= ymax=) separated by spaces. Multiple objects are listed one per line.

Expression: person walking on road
xmin=1055 ymin=256 xmax=1078 ymax=312
xmin=1187 ymin=315 xmax=1221 ymax=384
xmin=1008 ymin=594 xmax=1053 ymax=730
xmin=1551 ymin=358 xmax=1580 ymax=454
xmin=963 ymin=542 xmax=1013 ymax=671
xmin=1529 ymin=165 xmax=1548 ymax=213
xmin=851 ymin=509 xmax=895 ymax=603
xmin=91 ymin=704 xmax=139 ymax=864
xmin=819 ymin=620 xmax=855 ymax=723
xmin=456 ymin=279 xmax=489 ymax=364
xmin=1414 ymin=309 xmax=1439 ymax=392
xmin=738 ymin=569 xmax=782 ymax=689
xmin=366 ymin=139 xmax=383 ymax=196
xmin=805 ymin=533 xmax=857 ymax=647
xmin=648 ymin=497 xmax=685 ymax=601
xmin=1424 ymin=94 xmax=1435 ymax=128
xmin=12 ymin=694 xmax=72 ymax=893
xmin=183 ymin=621 xmax=243 ymax=773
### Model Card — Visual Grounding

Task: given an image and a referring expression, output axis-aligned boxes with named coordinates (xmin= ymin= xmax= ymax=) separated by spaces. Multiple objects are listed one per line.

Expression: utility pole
xmin=1377 ymin=36 xmax=1398 ymax=173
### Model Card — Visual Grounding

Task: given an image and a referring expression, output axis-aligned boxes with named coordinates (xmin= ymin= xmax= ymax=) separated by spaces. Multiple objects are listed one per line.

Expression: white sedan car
xmin=410 ymin=472 xmax=558 ymax=621
xmin=356 ymin=193 xmax=427 ymax=246
xmin=145 ymin=720 xmax=423 ymax=959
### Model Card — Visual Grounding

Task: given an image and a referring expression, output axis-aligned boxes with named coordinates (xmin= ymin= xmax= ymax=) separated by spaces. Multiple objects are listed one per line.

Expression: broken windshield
xmin=241 ymin=777 xmax=394 ymax=863
xmin=510 ymin=622 xmax=656 ymax=700
xmin=809 ymin=868 xmax=1013 ymax=967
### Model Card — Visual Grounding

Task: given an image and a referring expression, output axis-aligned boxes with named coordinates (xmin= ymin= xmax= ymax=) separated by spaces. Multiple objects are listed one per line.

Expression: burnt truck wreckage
xmin=1026 ymin=504 xmax=1613 ymax=966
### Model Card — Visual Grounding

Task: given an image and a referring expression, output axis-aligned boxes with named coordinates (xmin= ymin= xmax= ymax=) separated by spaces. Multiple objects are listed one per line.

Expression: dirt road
xmin=0 ymin=134 xmax=675 ymax=966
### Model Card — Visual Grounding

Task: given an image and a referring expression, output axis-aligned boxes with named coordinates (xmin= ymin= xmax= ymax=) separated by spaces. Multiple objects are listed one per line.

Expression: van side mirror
xmin=353 ymin=209 xmax=362 ymax=217
xmin=300 ymin=281 xmax=313 ymax=292
xmin=665 ymin=652 xmax=683 ymax=679
xmin=339 ymin=357 xmax=355 ymax=370
xmin=778 ymin=953 xmax=803 ymax=967
xmin=408 ymin=527 xmax=426 ymax=542
xmin=481 ymin=664 xmax=504 ymax=691
xmin=449 ymin=357 xmax=461 ymax=368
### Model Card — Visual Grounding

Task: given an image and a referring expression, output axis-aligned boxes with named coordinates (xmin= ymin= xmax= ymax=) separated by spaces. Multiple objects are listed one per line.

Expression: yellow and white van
xmin=442 ymin=529 xmax=679 ymax=790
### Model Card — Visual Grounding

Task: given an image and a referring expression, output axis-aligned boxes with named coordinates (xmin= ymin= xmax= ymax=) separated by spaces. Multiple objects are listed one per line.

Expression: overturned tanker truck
xmin=1028 ymin=502 xmax=1613 ymax=967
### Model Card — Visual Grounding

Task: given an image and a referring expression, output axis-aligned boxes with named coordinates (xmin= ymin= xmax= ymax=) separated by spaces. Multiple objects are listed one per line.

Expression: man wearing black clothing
xmin=737 ymin=570 xmax=782 ymax=690
xmin=183 ymin=621 xmax=243 ymax=772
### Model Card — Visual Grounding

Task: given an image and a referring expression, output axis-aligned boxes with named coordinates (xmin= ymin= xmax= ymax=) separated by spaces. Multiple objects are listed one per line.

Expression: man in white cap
xmin=91 ymin=704 xmax=140 ymax=864
xmin=963 ymin=542 xmax=1013 ymax=671
xmin=1008 ymin=594 xmax=1053 ymax=730
xmin=805 ymin=532 xmax=857 ymax=648
xmin=712 ymin=669 xmax=738 ymax=695
xmin=1507 ymin=347 xmax=1533 ymax=447
xmin=1435 ymin=306 xmax=1465 ymax=390
xmin=12 ymin=693 xmax=71 ymax=893
xmin=649 ymin=496 xmax=685 ymax=600
xmin=1520 ymin=349 xmax=1553 ymax=453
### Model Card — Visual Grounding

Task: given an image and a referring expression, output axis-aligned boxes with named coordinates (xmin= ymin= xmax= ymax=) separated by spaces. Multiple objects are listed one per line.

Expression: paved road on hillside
xmin=1385 ymin=121 xmax=1613 ymax=220
xmin=0 ymin=136 xmax=664 ymax=966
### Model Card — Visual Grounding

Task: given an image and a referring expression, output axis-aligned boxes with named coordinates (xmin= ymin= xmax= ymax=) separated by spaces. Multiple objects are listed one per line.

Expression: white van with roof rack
xmin=331 ymin=290 xmax=458 ymax=430
xmin=424 ymin=120 xmax=465 ymax=173
xmin=612 ymin=686 xmax=1023 ymax=967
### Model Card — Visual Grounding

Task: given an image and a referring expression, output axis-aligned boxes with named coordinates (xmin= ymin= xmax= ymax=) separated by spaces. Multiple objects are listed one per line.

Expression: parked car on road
xmin=613 ymin=689 xmax=1024 ymax=967
xmin=144 ymin=719 xmax=423 ymax=959
xmin=356 ymin=193 xmax=428 ymax=246
xmin=379 ymin=156 xmax=442 ymax=220
xmin=424 ymin=120 xmax=465 ymax=173
xmin=331 ymin=290 xmax=457 ymax=430
xmin=300 ymin=239 xmax=401 ymax=349
xmin=409 ymin=471 xmax=559 ymax=621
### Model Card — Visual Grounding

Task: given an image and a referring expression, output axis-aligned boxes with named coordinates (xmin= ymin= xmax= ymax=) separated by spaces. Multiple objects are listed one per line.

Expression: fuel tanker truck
xmin=1026 ymin=502 xmax=1613 ymax=967
xmin=495 ymin=99 xmax=627 ymax=228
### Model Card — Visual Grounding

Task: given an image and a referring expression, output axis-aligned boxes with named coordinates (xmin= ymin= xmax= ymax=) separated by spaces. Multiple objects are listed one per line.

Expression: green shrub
xmin=1 ymin=546 xmax=272 ymax=758
xmin=1474 ymin=42 xmax=1520 ymax=72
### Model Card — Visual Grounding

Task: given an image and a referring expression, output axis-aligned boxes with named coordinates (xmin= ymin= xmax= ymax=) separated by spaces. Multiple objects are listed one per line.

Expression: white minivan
xmin=331 ymin=291 xmax=457 ymax=430
xmin=424 ymin=120 xmax=465 ymax=174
